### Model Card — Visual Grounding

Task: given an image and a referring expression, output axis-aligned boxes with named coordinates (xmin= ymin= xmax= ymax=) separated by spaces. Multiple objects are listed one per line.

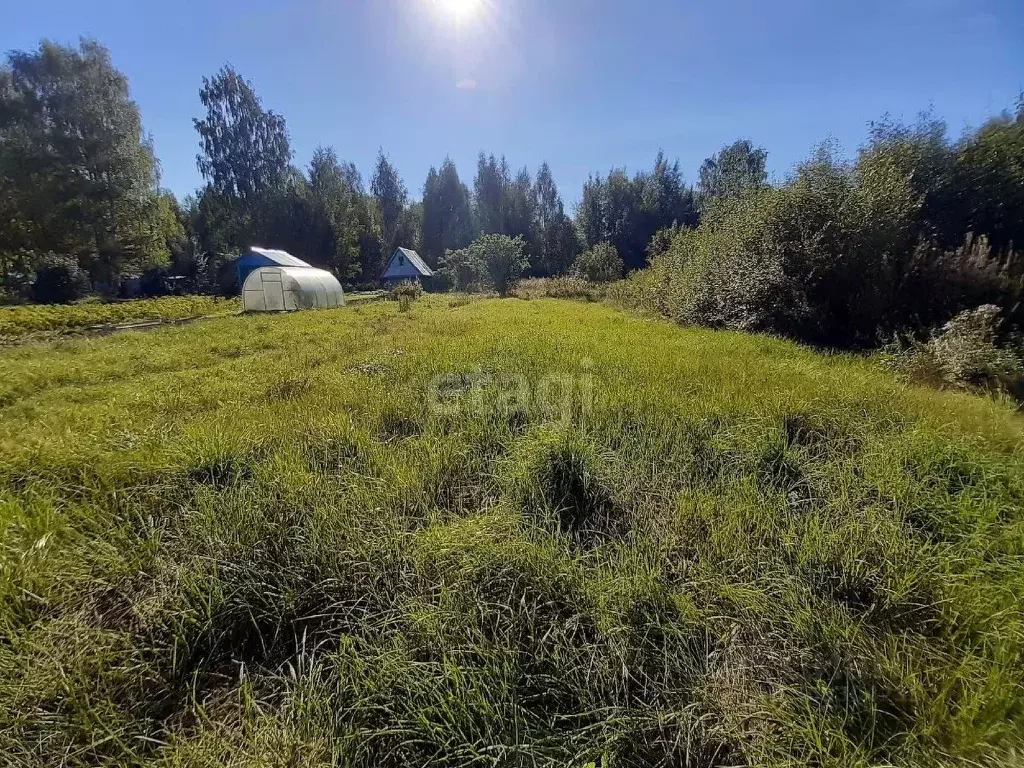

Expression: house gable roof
xmin=384 ymin=248 xmax=434 ymax=278
xmin=244 ymin=248 xmax=311 ymax=268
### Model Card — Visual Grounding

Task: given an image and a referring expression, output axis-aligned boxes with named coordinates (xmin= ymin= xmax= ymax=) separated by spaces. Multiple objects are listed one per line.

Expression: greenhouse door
xmin=261 ymin=271 xmax=285 ymax=311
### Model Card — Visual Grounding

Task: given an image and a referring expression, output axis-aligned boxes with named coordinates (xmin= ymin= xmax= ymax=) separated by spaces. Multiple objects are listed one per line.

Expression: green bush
xmin=438 ymin=247 xmax=485 ymax=292
xmin=512 ymin=276 xmax=606 ymax=301
xmin=476 ymin=234 xmax=529 ymax=297
xmin=389 ymin=280 xmax=423 ymax=300
xmin=646 ymin=225 xmax=681 ymax=262
xmin=649 ymin=140 xmax=1024 ymax=348
xmin=883 ymin=304 xmax=1023 ymax=392
xmin=605 ymin=269 xmax=660 ymax=313
xmin=389 ymin=280 xmax=423 ymax=311
xmin=0 ymin=251 xmax=35 ymax=304
xmin=636 ymin=106 xmax=1024 ymax=349
xmin=438 ymin=235 xmax=529 ymax=297
xmin=572 ymin=242 xmax=624 ymax=283
xmin=31 ymin=256 xmax=91 ymax=304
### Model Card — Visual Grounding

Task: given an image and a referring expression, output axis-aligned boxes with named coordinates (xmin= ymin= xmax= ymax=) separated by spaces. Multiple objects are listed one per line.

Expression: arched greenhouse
xmin=242 ymin=266 xmax=346 ymax=312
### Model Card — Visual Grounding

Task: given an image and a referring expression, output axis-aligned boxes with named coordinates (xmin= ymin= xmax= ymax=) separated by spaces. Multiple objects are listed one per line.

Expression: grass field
xmin=1 ymin=297 xmax=1022 ymax=766
xmin=0 ymin=296 xmax=240 ymax=339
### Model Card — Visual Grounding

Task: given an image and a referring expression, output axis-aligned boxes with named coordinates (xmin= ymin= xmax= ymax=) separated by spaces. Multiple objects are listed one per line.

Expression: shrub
xmin=31 ymin=256 xmax=91 ymax=304
xmin=475 ymin=234 xmax=529 ymax=297
xmin=389 ymin=280 xmax=423 ymax=300
xmin=883 ymin=305 xmax=1023 ymax=392
xmin=572 ymin=242 xmax=624 ymax=283
xmin=650 ymin=183 xmax=817 ymax=338
xmin=605 ymin=269 xmax=660 ymax=313
xmin=439 ymin=235 xmax=529 ymax=297
xmin=646 ymin=225 xmax=681 ymax=262
xmin=438 ymin=247 xmax=485 ymax=292
xmin=650 ymin=146 xmax=969 ymax=347
xmin=427 ymin=271 xmax=453 ymax=293
xmin=894 ymin=235 xmax=1024 ymax=335
xmin=512 ymin=276 xmax=605 ymax=302
xmin=929 ymin=306 xmax=1022 ymax=386
xmin=647 ymin=112 xmax=1024 ymax=350
xmin=0 ymin=250 xmax=35 ymax=304
xmin=389 ymin=280 xmax=423 ymax=312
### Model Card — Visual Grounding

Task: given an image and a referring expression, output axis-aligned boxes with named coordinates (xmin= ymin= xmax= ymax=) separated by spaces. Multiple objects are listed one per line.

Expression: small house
xmin=381 ymin=247 xmax=434 ymax=284
xmin=234 ymin=247 xmax=312 ymax=287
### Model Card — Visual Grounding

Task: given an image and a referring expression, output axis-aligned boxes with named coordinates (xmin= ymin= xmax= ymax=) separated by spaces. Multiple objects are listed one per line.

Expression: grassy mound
xmin=0 ymin=297 xmax=1022 ymax=766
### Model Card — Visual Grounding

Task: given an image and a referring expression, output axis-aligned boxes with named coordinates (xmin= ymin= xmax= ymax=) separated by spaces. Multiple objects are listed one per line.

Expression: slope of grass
xmin=0 ymin=295 xmax=240 ymax=338
xmin=1 ymin=297 xmax=1022 ymax=767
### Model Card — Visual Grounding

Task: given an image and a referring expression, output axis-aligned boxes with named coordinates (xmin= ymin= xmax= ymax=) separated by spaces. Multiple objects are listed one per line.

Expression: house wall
xmin=235 ymin=255 xmax=274 ymax=287
xmin=381 ymin=258 xmax=425 ymax=280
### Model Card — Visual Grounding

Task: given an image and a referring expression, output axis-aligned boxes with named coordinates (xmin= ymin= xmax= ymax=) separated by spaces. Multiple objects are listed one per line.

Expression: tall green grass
xmin=1 ymin=297 xmax=1022 ymax=766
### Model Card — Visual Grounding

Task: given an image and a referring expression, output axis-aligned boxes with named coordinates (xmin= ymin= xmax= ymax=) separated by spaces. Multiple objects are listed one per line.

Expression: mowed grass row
xmin=0 ymin=295 xmax=240 ymax=338
xmin=1 ymin=297 xmax=1022 ymax=767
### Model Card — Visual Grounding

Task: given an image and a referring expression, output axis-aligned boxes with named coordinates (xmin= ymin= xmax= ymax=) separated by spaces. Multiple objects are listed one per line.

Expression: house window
xmin=398 ymin=256 xmax=404 ymax=265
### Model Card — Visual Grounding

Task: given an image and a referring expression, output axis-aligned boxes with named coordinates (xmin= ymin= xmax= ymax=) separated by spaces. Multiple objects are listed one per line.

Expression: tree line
xmin=647 ymin=108 xmax=1024 ymax=349
xmin=2 ymin=38 xmax=1022 ymax=356
xmin=0 ymin=39 xmax=752 ymax=300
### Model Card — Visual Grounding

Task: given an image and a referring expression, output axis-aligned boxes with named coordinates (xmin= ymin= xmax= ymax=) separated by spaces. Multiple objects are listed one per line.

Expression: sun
xmin=434 ymin=0 xmax=481 ymax=23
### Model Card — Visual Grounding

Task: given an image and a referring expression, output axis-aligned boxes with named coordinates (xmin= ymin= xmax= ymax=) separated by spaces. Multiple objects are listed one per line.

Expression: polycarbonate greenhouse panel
xmin=242 ymin=267 xmax=346 ymax=312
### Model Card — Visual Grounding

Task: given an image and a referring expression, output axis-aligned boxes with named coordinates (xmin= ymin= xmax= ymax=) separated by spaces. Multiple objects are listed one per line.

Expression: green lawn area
xmin=1 ymin=297 xmax=1022 ymax=766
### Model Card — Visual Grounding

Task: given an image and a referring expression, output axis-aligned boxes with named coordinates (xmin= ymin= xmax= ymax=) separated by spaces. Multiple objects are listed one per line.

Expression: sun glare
xmin=435 ymin=0 xmax=481 ymax=23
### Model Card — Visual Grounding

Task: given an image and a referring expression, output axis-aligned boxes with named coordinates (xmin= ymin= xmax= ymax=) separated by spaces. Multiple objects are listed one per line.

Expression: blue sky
xmin=5 ymin=0 xmax=1023 ymax=205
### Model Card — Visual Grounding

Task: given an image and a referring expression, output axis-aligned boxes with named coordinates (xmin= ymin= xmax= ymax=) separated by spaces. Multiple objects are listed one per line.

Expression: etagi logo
xmin=426 ymin=361 xmax=595 ymax=420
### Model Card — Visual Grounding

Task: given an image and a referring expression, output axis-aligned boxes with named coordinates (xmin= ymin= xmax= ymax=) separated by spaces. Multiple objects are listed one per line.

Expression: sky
xmin=5 ymin=0 xmax=1024 ymax=206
